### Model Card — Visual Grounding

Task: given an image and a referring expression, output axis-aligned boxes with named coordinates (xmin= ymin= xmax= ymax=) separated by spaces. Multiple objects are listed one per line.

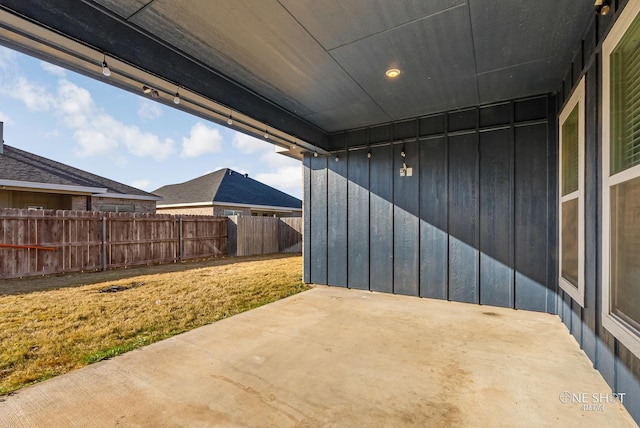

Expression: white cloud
xmin=1 ymin=69 xmax=176 ymax=161
xmin=232 ymin=132 xmax=272 ymax=154
xmin=69 ymin=111 xmax=174 ymax=161
xmin=52 ymin=79 xmax=173 ymax=160
xmin=0 ymin=111 xmax=12 ymax=124
xmin=131 ymin=179 xmax=151 ymax=190
xmin=40 ymin=61 xmax=66 ymax=77
xmin=256 ymin=165 xmax=302 ymax=193
xmin=9 ymin=77 xmax=56 ymax=111
xmin=0 ymin=47 xmax=16 ymax=70
xmin=42 ymin=129 xmax=60 ymax=138
xmin=181 ymin=122 xmax=223 ymax=158
xmin=121 ymin=128 xmax=174 ymax=160
xmin=138 ymin=100 xmax=162 ymax=120
xmin=57 ymin=79 xmax=93 ymax=127
xmin=72 ymin=127 xmax=119 ymax=157
xmin=230 ymin=130 xmax=302 ymax=195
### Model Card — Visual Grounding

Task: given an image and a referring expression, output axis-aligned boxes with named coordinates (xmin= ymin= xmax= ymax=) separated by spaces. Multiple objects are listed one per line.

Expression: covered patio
xmin=0 ymin=286 xmax=635 ymax=426
xmin=1 ymin=0 xmax=640 ymax=424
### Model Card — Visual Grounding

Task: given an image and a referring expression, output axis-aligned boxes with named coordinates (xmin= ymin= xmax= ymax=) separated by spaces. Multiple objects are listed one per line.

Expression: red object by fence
xmin=0 ymin=243 xmax=56 ymax=251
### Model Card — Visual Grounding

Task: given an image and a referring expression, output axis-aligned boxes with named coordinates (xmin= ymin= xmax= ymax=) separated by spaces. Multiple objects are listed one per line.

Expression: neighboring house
xmin=153 ymin=168 xmax=301 ymax=217
xmin=0 ymin=130 xmax=160 ymax=213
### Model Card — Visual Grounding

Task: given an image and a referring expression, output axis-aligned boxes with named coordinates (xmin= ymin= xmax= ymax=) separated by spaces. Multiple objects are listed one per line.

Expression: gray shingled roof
xmin=0 ymin=144 xmax=158 ymax=198
xmin=153 ymin=169 xmax=302 ymax=209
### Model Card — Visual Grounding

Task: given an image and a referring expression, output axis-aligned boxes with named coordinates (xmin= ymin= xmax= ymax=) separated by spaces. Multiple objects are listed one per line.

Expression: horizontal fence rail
xmin=0 ymin=208 xmax=228 ymax=279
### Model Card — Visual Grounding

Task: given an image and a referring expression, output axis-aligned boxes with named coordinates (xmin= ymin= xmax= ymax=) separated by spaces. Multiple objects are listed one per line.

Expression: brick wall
xmin=90 ymin=197 xmax=156 ymax=214
xmin=71 ymin=196 xmax=88 ymax=211
xmin=156 ymin=206 xmax=213 ymax=216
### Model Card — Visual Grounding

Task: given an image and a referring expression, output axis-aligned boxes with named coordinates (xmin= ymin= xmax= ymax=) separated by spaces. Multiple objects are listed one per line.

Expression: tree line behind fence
xmin=0 ymin=209 xmax=303 ymax=280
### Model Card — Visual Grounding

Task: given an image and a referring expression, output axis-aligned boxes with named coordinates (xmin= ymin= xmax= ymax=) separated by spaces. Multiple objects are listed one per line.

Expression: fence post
xmin=178 ymin=216 xmax=183 ymax=262
xmin=101 ymin=215 xmax=107 ymax=271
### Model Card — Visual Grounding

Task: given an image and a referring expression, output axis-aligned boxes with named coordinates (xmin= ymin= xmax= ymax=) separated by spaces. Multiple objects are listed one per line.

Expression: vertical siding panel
xmin=303 ymin=155 xmax=311 ymax=283
xmin=617 ymin=345 xmax=640 ymax=423
xmin=561 ymin=291 xmax=572 ymax=332
xmin=546 ymin=95 xmax=558 ymax=314
xmin=571 ymin=300 xmax=583 ymax=347
xmin=348 ymin=149 xmax=369 ymax=289
xmin=596 ymin=330 xmax=617 ymax=391
xmin=393 ymin=141 xmax=419 ymax=296
xmin=369 ymin=145 xmax=393 ymax=293
xmin=419 ymin=137 xmax=448 ymax=299
xmin=479 ymin=128 xmax=514 ymax=308
xmin=582 ymin=59 xmax=598 ymax=363
xmin=448 ymin=134 xmax=479 ymax=303
xmin=310 ymin=155 xmax=328 ymax=284
xmin=327 ymin=151 xmax=348 ymax=287
xmin=514 ymin=123 xmax=549 ymax=311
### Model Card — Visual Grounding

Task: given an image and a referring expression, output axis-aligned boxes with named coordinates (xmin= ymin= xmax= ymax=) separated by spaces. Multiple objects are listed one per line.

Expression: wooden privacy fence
xmin=0 ymin=208 xmax=227 ymax=279
xmin=227 ymin=216 xmax=303 ymax=256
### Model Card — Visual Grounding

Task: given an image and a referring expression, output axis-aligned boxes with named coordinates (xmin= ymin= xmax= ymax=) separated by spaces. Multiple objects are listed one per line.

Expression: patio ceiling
xmin=0 ymin=0 xmax=593 ymax=151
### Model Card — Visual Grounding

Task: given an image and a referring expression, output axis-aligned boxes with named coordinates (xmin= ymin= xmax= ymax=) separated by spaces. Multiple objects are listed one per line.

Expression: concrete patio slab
xmin=0 ymin=286 xmax=636 ymax=427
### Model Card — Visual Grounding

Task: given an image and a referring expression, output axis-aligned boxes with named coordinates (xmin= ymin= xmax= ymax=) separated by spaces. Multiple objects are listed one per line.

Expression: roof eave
xmin=93 ymin=193 xmax=162 ymax=201
xmin=0 ymin=179 xmax=107 ymax=195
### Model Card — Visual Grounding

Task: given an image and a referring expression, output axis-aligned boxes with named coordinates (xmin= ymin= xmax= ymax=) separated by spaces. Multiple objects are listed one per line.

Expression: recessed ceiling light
xmin=386 ymin=68 xmax=401 ymax=78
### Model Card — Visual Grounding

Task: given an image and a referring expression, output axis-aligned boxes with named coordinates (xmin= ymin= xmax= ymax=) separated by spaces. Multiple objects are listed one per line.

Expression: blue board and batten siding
xmin=304 ymin=94 xmax=557 ymax=313
xmin=555 ymin=2 xmax=640 ymax=422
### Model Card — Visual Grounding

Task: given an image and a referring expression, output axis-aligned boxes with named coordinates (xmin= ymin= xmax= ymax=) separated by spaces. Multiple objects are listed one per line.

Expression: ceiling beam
xmin=0 ymin=0 xmax=331 ymax=149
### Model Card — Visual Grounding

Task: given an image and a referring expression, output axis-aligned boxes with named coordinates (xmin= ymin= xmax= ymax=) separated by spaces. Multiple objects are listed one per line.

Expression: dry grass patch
xmin=0 ymin=255 xmax=306 ymax=395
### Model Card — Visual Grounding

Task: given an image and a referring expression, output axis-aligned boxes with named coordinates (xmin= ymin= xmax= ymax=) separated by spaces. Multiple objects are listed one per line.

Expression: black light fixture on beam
xmin=595 ymin=0 xmax=611 ymax=15
xmin=173 ymin=86 xmax=180 ymax=105
xmin=142 ymin=85 xmax=159 ymax=99
xmin=101 ymin=54 xmax=111 ymax=77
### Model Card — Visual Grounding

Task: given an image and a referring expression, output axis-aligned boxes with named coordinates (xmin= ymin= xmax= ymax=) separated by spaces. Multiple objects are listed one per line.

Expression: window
xmin=223 ymin=210 xmax=243 ymax=216
xmin=603 ymin=0 xmax=640 ymax=357
xmin=99 ymin=204 xmax=135 ymax=213
xmin=558 ymin=76 xmax=585 ymax=306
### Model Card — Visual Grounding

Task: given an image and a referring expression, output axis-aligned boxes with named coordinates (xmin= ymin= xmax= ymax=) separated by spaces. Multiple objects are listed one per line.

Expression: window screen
xmin=611 ymin=15 xmax=640 ymax=175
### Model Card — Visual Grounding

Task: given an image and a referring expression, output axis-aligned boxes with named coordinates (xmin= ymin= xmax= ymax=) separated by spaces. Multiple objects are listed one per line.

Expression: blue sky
xmin=0 ymin=46 xmax=302 ymax=199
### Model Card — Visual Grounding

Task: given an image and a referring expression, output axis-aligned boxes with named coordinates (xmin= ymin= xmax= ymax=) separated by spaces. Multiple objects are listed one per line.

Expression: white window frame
xmin=223 ymin=209 xmax=243 ymax=216
xmin=558 ymin=76 xmax=585 ymax=306
xmin=99 ymin=204 xmax=135 ymax=213
xmin=602 ymin=0 xmax=640 ymax=358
